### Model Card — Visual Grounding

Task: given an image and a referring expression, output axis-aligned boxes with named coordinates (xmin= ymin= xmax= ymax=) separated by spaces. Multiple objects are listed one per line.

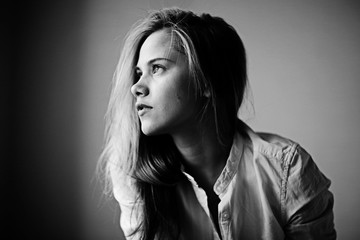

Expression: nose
xmin=131 ymin=79 xmax=149 ymax=97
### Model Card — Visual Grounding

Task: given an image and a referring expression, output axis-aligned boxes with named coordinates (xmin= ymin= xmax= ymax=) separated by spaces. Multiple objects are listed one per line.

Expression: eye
xmin=152 ymin=64 xmax=165 ymax=75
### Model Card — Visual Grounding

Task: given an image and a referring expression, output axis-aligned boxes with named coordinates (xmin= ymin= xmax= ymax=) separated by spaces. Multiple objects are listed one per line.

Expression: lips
xmin=136 ymin=103 xmax=153 ymax=116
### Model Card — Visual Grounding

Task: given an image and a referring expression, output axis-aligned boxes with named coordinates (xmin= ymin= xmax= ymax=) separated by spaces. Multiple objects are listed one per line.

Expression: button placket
xmin=219 ymin=210 xmax=230 ymax=240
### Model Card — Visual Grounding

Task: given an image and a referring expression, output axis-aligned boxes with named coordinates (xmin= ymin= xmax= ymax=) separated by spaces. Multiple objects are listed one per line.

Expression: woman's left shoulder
xmin=244 ymin=126 xmax=332 ymax=198
xmin=252 ymin=129 xmax=330 ymax=185
xmin=245 ymin=126 xmax=304 ymax=170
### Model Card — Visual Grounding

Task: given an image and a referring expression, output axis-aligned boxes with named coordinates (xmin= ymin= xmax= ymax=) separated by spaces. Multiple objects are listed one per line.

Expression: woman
xmin=99 ymin=8 xmax=336 ymax=240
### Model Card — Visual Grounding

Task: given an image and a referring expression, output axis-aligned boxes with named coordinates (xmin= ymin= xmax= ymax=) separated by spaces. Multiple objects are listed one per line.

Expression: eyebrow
xmin=136 ymin=57 xmax=175 ymax=70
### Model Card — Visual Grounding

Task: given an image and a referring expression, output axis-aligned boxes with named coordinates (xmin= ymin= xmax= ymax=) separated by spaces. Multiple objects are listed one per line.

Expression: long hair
xmin=99 ymin=8 xmax=248 ymax=240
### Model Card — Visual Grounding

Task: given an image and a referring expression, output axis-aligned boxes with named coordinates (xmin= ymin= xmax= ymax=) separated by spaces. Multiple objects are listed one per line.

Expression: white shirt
xmin=113 ymin=124 xmax=336 ymax=240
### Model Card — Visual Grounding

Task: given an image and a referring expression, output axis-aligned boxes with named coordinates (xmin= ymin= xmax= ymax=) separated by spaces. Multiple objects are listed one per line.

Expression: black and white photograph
xmin=6 ymin=0 xmax=360 ymax=239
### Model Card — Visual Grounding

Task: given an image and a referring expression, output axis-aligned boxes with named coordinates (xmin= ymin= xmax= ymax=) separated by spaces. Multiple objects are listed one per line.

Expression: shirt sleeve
xmin=112 ymin=174 xmax=143 ymax=240
xmin=282 ymin=145 xmax=336 ymax=240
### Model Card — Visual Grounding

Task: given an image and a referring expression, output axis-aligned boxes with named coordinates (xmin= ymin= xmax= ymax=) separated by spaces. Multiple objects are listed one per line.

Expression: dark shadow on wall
xmin=7 ymin=1 xmax=86 ymax=239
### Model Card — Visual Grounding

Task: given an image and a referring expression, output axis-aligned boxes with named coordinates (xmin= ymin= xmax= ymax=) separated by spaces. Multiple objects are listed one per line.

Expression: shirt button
xmin=222 ymin=212 xmax=230 ymax=221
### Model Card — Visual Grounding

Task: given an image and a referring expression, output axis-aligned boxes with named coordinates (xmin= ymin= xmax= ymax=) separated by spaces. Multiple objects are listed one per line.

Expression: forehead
xmin=137 ymin=29 xmax=181 ymax=64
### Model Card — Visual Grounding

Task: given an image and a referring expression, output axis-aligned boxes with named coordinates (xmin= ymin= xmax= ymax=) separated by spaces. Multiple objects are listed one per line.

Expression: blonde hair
xmin=99 ymin=7 xmax=248 ymax=239
xmin=99 ymin=8 xmax=212 ymax=193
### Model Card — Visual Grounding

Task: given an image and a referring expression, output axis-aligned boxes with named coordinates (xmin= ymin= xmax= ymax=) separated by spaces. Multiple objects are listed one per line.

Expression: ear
xmin=204 ymin=89 xmax=211 ymax=98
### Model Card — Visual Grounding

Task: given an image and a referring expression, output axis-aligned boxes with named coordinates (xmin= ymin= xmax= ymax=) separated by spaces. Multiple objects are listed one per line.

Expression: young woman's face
xmin=131 ymin=29 xmax=200 ymax=136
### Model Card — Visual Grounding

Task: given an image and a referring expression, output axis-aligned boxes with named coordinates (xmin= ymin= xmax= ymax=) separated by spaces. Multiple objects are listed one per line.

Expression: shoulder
xmin=111 ymin=169 xmax=140 ymax=205
xmin=243 ymin=124 xmax=330 ymax=189
xmin=242 ymin=124 xmax=332 ymax=224
xmin=111 ymin=170 xmax=144 ymax=238
xmin=247 ymin=128 xmax=331 ymax=190
xmin=243 ymin=125 xmax=301 ymax=173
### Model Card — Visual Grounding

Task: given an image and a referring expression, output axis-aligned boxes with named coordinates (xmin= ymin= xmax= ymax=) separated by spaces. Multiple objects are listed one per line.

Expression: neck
xmin=171 ymin=119 xmax=234 ymax=191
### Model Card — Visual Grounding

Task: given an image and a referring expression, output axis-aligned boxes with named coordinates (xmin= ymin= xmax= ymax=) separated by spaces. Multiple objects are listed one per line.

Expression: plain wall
xmin=8 ymin=0 xmax=360 ymax=239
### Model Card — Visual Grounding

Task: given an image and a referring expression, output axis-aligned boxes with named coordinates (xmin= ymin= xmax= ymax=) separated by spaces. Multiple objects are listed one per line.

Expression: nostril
xmin=136 ymin=90 xmax=143 ymax=96
xmin=131 ymin=82 xmax=149 ymax=97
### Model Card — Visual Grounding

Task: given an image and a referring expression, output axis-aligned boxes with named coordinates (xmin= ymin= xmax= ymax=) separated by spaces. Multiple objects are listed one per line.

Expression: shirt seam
xmin=280 ymin=142 xmax=299 ymax=225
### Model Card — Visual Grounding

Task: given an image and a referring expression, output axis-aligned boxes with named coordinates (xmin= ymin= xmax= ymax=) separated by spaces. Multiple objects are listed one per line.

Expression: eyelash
xmin=135 ymin=64 xmax=165 ymax=81
xmin=152 ymin=64 xmax=165 ymax=74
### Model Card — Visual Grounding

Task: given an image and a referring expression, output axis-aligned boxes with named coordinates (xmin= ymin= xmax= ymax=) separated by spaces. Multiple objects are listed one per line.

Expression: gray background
xmin=7 ymin=0 xmax=360 ymax=239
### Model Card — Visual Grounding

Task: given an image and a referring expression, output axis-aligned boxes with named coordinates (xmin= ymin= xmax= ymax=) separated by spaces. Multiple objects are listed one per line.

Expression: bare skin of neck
xmin=171 ymin=117 xmax=233 ymax=192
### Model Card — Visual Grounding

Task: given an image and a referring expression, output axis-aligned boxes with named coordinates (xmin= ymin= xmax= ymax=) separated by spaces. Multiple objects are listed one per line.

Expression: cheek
xmin=156 ymin=91 xmax=188 ymax=119
xmin=176 ymin=92 xmax=184 ymax=103
xmin=174 ymin=82 xmax=194 ymax=104
xmin=156 ymin=74 xmax=196 ymax=112
xmin=161 ymin=84 xmax=186 ymax=106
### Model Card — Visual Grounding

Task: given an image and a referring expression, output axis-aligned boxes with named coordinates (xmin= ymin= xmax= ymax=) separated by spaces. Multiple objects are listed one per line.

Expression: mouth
xmin=136 ymin=103 xmax=153 ymax=116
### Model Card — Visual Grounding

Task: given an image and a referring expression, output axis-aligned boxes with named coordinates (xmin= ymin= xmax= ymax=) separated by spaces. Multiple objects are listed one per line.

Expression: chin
xmin=141 ymin=129 xmax=153 ymax=136
xmin=140 ymin=122 xmax=168 ymax=136
xmin=141 ymin=124 xmax=159 ymax=136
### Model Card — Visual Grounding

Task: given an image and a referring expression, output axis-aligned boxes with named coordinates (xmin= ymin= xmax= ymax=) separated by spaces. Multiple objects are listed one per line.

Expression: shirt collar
xmin=213 ymin=131 xmax=244 ymax=195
